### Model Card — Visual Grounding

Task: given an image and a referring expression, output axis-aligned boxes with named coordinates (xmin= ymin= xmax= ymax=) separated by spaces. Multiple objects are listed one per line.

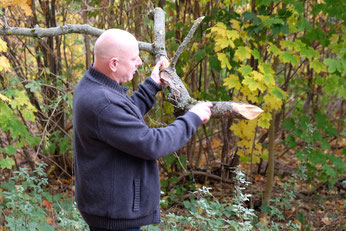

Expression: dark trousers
xmin=89 ymin=226 xmax=141 ymax=231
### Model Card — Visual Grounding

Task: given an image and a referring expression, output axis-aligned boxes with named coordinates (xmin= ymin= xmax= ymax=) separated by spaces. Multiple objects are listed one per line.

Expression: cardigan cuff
xmin=144 ymin=77 xmax=162 ymax=93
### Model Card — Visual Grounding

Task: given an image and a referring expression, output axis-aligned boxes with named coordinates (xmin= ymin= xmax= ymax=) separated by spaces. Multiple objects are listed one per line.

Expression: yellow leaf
xmin=231 ymin=123 xmax=242 ymax=137
xmin=310 ymin=60 xmax=327 ymax=73
xmin=0 ymin=38 xmax=7 ymax=52
xmin=252 ymin=71 xmax=263 ymax=81
xmin=264 ymin=94 xmax=283 ymax=110
xmin=0 ymin=56 xmax=11 ymax=72
xmin=234 ymin=46 xmax=252 ymax=61
xmin=226 ymin=30 xmax=240 ymax=41
xmin=230 ymin=19 xmax=241 ymax=30
xmin=217 ymin=52 xmax=231 ymax=69
xmin=224 ymin=74 xmax=241 ymax=90
xmin=0 ymin=0 xmax=32 ymax=16
xmin=243 ymin=76 xmax=266 ymax=92
xmin=240 ymin=86 xmax=259 ymax=103
xmin=0 ymin=93 xmax=10 ymax=102
xmin=258 ymin=112 xmax=272 ymax=129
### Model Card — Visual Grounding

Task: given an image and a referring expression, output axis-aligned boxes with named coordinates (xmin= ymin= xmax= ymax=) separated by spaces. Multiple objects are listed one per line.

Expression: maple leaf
xmin=324 ymin=58 xmax=342 ymax=73
xmin=264 ymin=94 xmax=283 ymax=110
xmin=310 ymin=60 xmax=327 ymax=73
xmin=240 ymin=86 xmax=260 ymax=103
xmin=0 ymin=56 xmax=11 ymax=72
xmin=0 ymin=38 xmax=7 ymax=52
xmin=238 ymin=64 xmax=252 ymax=76
xmin=226 ymin=30 xmax=240 ymax=41
xmin=243 ymin=76 xmax=266 ymax=92
xmin=300 ymin=47 xmax=320 ymax=59
xmin=224 ymin=74 xmax=241 ymax=90
xmin=258 ymin=112 xmax=272 ymax=129
xmin=234 ymin=46 xmax=252 ymax=61
xmin=217 ymin=52 xmax=231 ymax=69
xmin=268 ymin=43 xmax=281 ymax=56
xmin=279 ymin=51 xmax=299 ymax=66
xmin=0 ymin=157 xmax=15 ymax=169
xmin=230 ymin=19 xmax=241 ymax=30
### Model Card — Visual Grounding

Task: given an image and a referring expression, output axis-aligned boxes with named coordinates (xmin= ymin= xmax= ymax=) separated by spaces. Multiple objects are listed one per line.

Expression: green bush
xmin=0 ymin=162 xmax=88 ymax=231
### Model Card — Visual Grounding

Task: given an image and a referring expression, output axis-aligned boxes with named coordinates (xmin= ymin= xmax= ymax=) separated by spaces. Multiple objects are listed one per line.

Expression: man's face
xmin=115 ymin=44 xmax=142 ymax=84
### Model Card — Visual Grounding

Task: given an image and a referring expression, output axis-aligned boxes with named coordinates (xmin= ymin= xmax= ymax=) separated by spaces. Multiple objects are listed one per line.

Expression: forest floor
xmin=2 ymin=135 xmax=345 ymax=230
xmin=158 ymin=137 xmax=346 ymax=231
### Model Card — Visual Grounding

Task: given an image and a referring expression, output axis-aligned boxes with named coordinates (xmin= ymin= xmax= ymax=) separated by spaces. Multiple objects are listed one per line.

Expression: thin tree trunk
xmin=261 ymin=111 xmax=276 ymax=215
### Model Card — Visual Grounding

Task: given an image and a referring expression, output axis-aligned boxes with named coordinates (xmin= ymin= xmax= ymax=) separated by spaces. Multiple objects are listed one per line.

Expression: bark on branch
xmin=154 ymin=8 xmax=263 ymax=120
xmin=0 ymin=23 xmax=153 ymax=53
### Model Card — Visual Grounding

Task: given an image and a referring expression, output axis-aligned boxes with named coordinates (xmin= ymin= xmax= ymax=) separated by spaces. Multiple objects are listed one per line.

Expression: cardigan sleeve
xmin=129 ymin=77 xmax=162 ymax=115
xmin=97 ymin=103 xmax=202 ymax=160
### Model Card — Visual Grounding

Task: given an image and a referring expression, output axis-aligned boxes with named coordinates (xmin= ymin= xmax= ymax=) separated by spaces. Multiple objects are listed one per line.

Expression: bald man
xmin=73 ymin=29 xmax=212 ymax=231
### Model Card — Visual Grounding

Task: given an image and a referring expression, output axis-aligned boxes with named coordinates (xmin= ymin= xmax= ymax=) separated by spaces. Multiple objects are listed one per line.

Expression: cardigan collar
xmin=86 ymin=64 xmax=129 ymax=94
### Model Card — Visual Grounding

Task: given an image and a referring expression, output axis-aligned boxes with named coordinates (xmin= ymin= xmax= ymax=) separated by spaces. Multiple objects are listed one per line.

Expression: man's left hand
xmin=151 ymin=56 xmax=169 ymax=86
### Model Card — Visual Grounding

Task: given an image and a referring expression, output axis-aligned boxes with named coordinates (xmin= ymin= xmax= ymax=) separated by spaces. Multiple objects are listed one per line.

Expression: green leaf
xmin=209 ymin=56 xmax=221 ymax=71
xmin=163 ymin=154 xmax=176 ymax=166
xmin=300 ymin=47 xmax=319 ymax=59
xmin=324 ymin=58 xmax=342 ymax=73
xmin=297 ymin=18 xmax=312 ymax=31
xmin=269 ymin=44 xmax=281 ymax=56
xmin=195 ymin=49 xmax=205 ymax=62
xmin=263 ymin=74 xmax=275 ymax=86
xmin=6 ymin=145 xmax=16 ymax=155
xmin=270 ymin=87 xmax=285 ymax=99
xmin=279 ymin=51 xmax=298 ymax=65
xmin=282 ymin=118 xmax=295 ymax=130
xmin=179 ymin=155 xmax=187 ymax=170
xmin=238 ymin=65 xmax=252 ymax=75
xmin=321 ymin=139 xmax=331 ymax=150
xmin=286 ymin=134 xmax=297 ymax=148
xmin=0 ymin=157 xmax=15 ymax=169
xmin=251 ymin=49 xmax=261 ymax=60
xmin=323 ymin=164 xmax=337 ymax=178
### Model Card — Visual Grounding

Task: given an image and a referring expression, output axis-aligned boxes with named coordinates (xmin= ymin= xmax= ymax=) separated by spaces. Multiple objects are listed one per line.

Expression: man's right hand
xmin=189 ymin=102 xmax=213 ymax=124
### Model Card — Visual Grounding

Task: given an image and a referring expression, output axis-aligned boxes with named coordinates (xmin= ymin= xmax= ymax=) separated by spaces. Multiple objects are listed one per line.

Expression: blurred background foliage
xmin=0 ymin=0 xmax=345 ymax=230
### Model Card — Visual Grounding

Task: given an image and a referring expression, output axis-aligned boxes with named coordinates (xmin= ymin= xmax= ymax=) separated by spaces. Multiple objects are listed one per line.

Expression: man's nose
xmin=136 ymin=57 xmax=142 ymax=66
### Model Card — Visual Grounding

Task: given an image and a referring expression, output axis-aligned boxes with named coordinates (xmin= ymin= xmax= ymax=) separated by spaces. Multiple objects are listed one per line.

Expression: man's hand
xmin=189 ymin=102 xmax=213 ymax=124
xmin=151 ymin=56 xmax=169 ymax=86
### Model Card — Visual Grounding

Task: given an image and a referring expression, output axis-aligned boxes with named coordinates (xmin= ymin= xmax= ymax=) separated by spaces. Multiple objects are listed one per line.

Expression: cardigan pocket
xmin=133 ymin=178 xmax=141 ymax=212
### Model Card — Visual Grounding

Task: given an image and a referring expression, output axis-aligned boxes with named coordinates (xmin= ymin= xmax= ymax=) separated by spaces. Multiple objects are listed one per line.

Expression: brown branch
xmin=0 ymin=22 xmax=153 ymax=53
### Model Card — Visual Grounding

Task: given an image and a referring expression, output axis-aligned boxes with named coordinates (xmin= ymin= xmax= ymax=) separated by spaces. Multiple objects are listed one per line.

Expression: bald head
xmin=93 ymin=29 xmax=142 ymax=84
xmin=94 ymin=29 xmax=138 ymax=60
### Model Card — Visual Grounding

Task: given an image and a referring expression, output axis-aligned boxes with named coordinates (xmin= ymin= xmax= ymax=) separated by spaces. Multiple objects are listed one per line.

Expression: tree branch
xmin=171 ymin=16 xmax=204 ymax=68
xmin=0 ymin=23 xmax=153 ymax=53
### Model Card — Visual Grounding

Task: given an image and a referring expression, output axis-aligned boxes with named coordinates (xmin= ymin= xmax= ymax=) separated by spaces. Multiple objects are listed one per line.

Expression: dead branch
xmin=171 ymin=16 xmax=205 ymax=68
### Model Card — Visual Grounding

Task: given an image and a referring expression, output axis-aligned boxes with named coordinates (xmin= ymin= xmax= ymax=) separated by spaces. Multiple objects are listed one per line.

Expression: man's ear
xmin=109 ymin=57 xmax=118 ymax=72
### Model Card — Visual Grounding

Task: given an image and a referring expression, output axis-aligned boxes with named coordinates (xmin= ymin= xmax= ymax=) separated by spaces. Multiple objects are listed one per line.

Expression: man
xmin=73 ymin=29 xmax=212 ymax=231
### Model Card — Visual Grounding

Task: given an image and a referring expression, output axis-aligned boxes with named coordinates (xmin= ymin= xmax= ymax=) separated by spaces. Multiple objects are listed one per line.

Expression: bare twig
xmin=171 ymin=16 xmax=205 ymax=68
